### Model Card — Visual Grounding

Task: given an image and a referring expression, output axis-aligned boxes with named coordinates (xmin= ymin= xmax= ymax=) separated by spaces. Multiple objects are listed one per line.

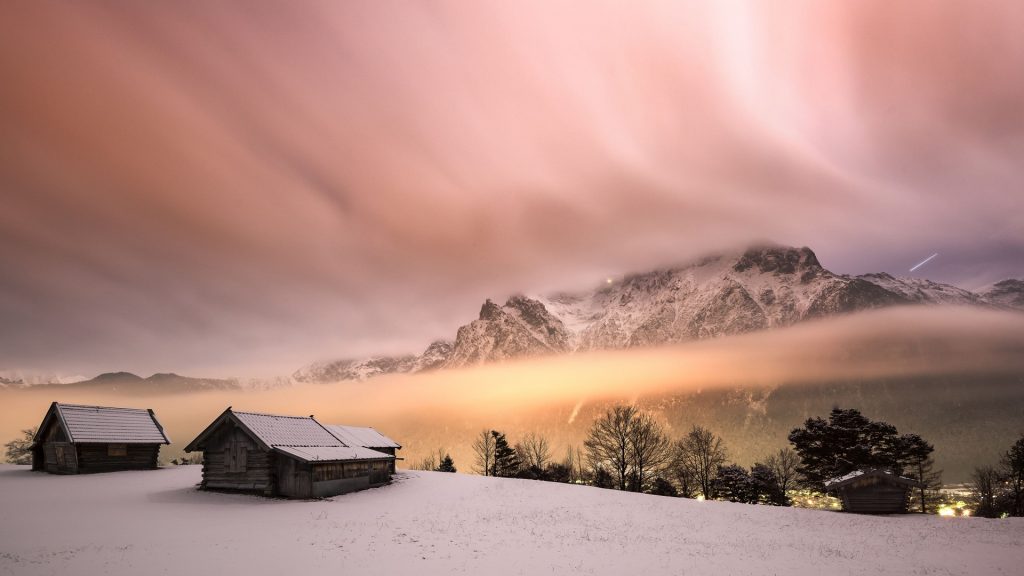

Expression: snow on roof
xmin=274 ymin=445 xmax=395 ymax=463
xmin=46 ymin=403 xmax=170 ymax=444
xmin=324 ymin=424 xmax=401 ymax=449
xmin=825 ymin=468 xmax=919 ymax=488
xmin=824 ymin=470 xmax=865 ymax=487
xmin=231 ymin=410 xmax=342 ymax=448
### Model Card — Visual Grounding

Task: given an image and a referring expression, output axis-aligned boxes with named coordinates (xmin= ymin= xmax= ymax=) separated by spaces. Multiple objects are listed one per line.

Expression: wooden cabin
xmin=31 ymin=402 xmax=170 ymax=474
xmin=323 ymin=424 xmax=402 ymax=474
xmin=825 ymin=469 xmax=921 ymax=514
xmin=183 ymin=408 xmax=396 ymax=499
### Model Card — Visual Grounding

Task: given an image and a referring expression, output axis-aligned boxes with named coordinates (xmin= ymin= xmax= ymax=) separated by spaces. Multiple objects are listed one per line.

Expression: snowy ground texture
xmin=1 ymin=465 xmax=1022 ymax=576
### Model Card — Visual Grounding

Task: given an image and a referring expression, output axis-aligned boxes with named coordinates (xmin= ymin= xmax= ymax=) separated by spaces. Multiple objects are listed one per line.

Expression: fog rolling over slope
xmin=4 ymin=305 xmax=1022 ymax=483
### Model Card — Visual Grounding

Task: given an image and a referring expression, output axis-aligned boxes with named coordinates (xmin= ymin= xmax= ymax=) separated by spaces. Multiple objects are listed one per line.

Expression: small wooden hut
xmin=31 ymin=402 xmax=170 ymax=474
xmin=183 ymin=408 xmax=396 ymax=499
xmin=323 ymin=424 xmax=402 ymax=473
xmin=825 ymin=469 xmax=921 ymax=514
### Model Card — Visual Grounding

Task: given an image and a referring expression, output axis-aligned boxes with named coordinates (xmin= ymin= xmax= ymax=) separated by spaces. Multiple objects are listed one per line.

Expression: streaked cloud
xmin=0 ymin=1 xmax=1021 ymax=376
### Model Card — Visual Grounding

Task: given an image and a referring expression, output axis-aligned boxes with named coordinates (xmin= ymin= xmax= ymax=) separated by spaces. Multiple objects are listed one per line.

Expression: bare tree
xmin=585 ymin=405 xmax=637 ymax=490
xmin=764 ymin=447 xmax=800 ymax=496
xmin=677 ymin=425 xmax=727 ymax=499
xmin=628 ymin=412 xmax=672 ymax=492
xmin=472 ymin=429 xmax=495 ymax=476
xmin=564 ymin=445 xmax=586 ymax=484
xmin=971 ymin=465 xmax=1003 ymax=518
xmin=669 ymin=441 xmax=700 ymax=498
xmin=414 ymin=447 xmax=448 ymax=471
xmin=519 ymin=432 xmax=552 ymax=470
xmin=4 ymin=428 xmax=35 ymax=465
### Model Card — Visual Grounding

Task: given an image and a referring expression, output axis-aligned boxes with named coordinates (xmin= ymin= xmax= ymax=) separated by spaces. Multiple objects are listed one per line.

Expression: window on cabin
xmin=108 ymin=444 xmax=127 ymax=457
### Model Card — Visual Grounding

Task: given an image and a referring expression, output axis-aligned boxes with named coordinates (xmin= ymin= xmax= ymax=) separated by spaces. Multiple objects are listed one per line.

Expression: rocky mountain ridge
xmin=295 ymin=245 xmax=1023 ymax=383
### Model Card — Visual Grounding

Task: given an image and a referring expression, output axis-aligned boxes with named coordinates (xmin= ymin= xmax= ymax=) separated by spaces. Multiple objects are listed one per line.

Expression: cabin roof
xmin=33 ymin=402 xmax=170 ymax=445
xmin=324 ymin=424 xmax=401 ymax=449
xmin=825 ymin=468 xmax=920 ymax=490
xmin=231 ymin=410 xmax=342 ymax=448
xmin=274 ymin=445 xmax=395 ymax=463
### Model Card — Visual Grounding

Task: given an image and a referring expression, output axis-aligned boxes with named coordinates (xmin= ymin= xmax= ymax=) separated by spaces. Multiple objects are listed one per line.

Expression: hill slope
xmin=0 ymin=466 xmax=1020 ymax=576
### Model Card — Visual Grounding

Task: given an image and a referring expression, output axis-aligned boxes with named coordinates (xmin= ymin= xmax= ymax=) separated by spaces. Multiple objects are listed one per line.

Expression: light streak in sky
xmin=909 ymin=253 xmax=939 ymax=272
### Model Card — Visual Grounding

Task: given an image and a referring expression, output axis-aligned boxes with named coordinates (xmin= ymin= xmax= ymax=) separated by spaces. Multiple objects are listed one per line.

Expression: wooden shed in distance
xmin=31 ymin=402 xmax=171 ymax=474
xmin=184 ymin=408 xmax=397 ymax=499
xmin=825 ymin=469 xmax=921 ymax=514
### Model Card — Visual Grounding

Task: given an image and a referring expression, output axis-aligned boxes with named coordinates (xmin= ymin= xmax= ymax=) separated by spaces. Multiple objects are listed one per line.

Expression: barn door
xmin=226 ymin=439 xmax=248 ymax=473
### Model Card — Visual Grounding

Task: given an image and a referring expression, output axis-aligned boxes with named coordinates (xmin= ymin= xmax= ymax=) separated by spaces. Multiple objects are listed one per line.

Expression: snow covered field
xmin=1 ymin=465 xmax=1021 ymax=576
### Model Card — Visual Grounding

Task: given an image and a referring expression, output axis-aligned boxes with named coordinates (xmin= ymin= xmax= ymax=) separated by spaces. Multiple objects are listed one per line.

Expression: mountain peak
xmin=733 ymin=245 xmax=821 ymax=275
xmin=479 ymin=299 xmax=503 ymax=321
xmin=983 ymin=279 xmax=1024 ymax=308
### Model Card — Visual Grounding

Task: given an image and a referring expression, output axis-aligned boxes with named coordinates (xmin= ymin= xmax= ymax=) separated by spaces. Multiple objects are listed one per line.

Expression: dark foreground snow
xmin=0 ymin=465 xmax=1021 ymax=575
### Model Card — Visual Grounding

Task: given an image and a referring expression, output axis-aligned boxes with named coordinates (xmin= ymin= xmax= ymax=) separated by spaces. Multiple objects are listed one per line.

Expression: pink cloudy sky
xmin=1 ymin=1 xmax=1022 ymax=377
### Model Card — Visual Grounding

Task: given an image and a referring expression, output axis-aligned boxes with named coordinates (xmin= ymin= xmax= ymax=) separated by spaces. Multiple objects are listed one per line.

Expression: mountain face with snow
xmin=295 ymin=245 xmax=1023 ymax=383
xmin=983 ymin=279 xmax=1024 ymax=308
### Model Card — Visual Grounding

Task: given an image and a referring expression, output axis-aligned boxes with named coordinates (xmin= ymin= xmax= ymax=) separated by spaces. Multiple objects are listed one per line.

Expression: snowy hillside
xmin=296 ymin=245 xmax=1023 ymax=382
xmin=0 ymin=465 xmax=1020 ymax=576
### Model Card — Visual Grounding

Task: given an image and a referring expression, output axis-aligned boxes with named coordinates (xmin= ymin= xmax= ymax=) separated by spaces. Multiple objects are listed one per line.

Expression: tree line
xmin=468 ymin=405 xmax=800 ymax=505
xmin=462 ymin=404 xmax=1024 ymax=516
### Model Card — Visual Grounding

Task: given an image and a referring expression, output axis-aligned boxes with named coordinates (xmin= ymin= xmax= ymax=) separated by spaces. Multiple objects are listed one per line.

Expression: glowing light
xmin=938 ymin=507 xmax=955 ymax=517
xmin=696 ymin=495 xmax=706 ymax=501
xmin=606 ymin=278 xmax=613 ymax=284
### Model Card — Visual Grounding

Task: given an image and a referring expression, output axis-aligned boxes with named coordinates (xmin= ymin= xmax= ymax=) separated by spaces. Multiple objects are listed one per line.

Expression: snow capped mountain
xmin=982 ymin=279 xmax=1024 ymax=308
xmin=295 ymin=245 xmax=1024 ymax=383
xmin=856 ymin=273 xmax=989 ymax=306
xmin=293 ymin=355 xmax=419 ymax=384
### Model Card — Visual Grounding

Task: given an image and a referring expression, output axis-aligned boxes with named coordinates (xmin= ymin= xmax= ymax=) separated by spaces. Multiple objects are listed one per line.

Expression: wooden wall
xmin=200 ymin=423 xmax=275 ymax=496
xmin=372 ymin=447 xmax=398 ymax=473
xmin=41 ymin=442 xmax=78 ymax=474
xmin=76 ymin=444 xmax=160 ymax=473
xmin=36 ymin=442 xmax=159 ymax=474
xmin=276 ymin=456 xmax=312 ymax=499
xmin=838 ymin=484 xmax=911 ymax=514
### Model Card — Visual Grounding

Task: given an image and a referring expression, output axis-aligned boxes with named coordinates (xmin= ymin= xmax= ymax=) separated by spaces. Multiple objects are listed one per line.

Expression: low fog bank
xmin=3 ymin=306 xmax=1022 ymax=481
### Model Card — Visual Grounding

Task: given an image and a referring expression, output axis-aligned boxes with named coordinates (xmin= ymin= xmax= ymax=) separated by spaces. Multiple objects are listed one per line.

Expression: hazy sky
xmin=1 ymin=1 xmax=1022 ymax=377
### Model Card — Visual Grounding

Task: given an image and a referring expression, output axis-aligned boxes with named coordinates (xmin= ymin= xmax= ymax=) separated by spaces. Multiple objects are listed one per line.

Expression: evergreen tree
xmin=1001 ymin=434 xmax=1024 ymax=517
xmin=750 ymin=463 xmax=788 ymax=506
xmin=714 ymin=464 xmax=753 ymax=503
xmin=436 ymin=454 xmax=457 ymax=473
xmin=906 ymin=456 xmax=943 ymax=513
xmin=591 ymin=465 xmax=615 ymax=489
xmin=648 ymin=477 xmax=678 ymax=497
xmin=491 ymin=431 xmax=520 ymax=477
xmin=788 ymin=408 xmax=929 ymax=492
xmin=543 ymin=462 xmax=571 ymax=483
